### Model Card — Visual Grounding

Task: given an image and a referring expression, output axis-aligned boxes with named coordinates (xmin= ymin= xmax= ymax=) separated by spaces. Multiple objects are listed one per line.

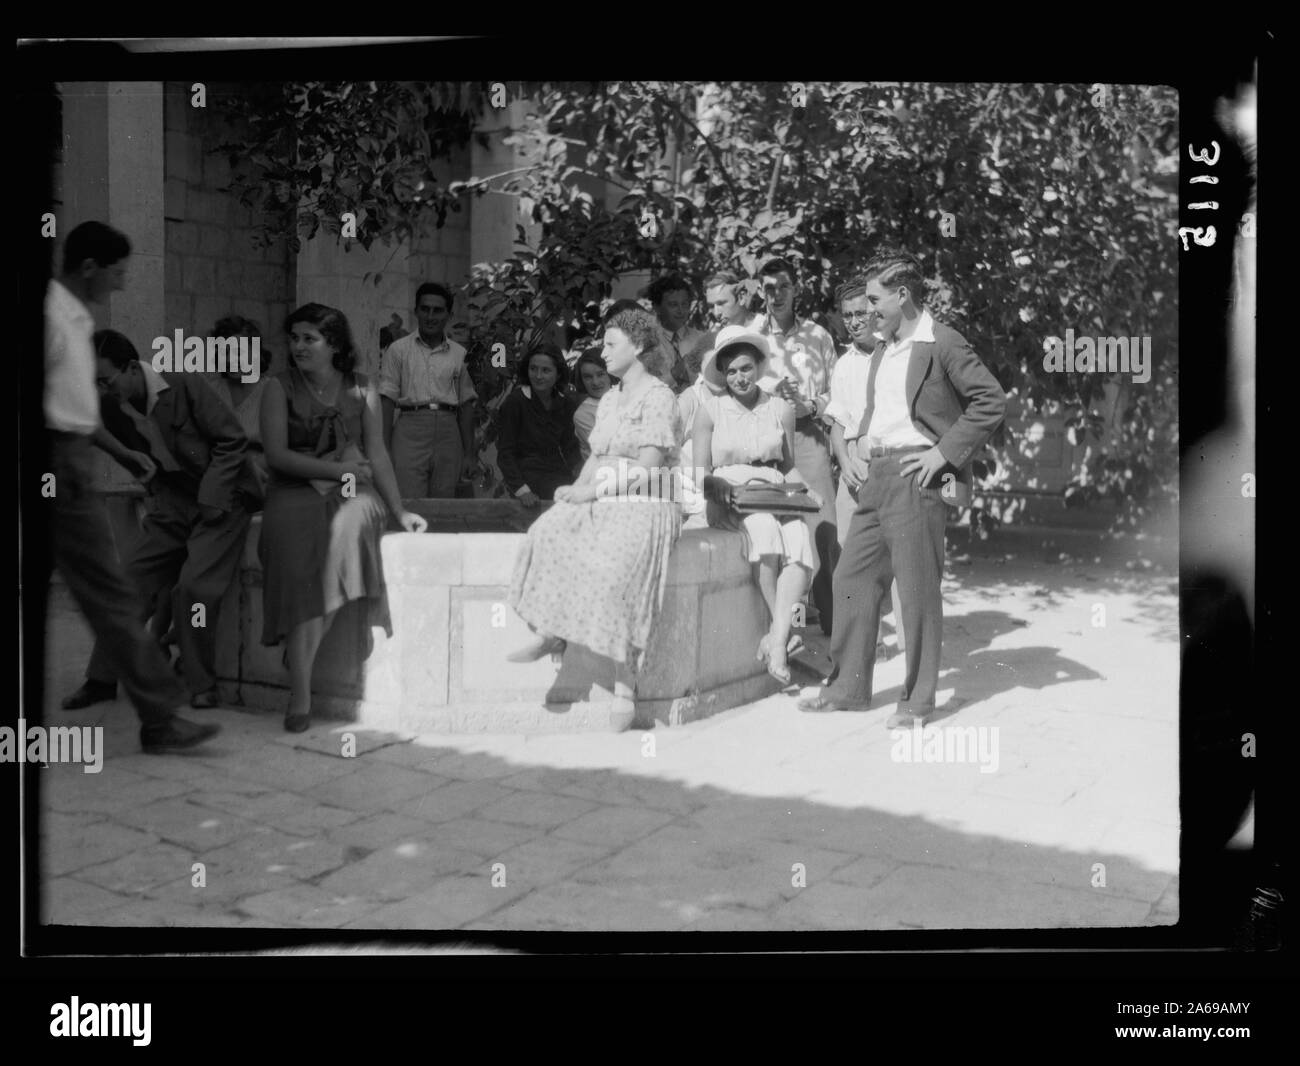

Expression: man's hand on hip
xmin=898 ymin=446 xmax=947 ymax=488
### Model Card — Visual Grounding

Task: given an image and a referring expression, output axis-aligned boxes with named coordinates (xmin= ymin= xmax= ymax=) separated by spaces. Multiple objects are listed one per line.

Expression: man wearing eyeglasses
xmin=63 ymin=328 xmax=251 ymax=716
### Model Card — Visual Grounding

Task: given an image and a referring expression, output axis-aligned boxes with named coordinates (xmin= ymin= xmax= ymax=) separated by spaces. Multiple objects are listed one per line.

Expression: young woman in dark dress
xmin=259 ymin=303 xmax=427 ymax=732
xmin=494 ymin=346 xmax=583 ymax=506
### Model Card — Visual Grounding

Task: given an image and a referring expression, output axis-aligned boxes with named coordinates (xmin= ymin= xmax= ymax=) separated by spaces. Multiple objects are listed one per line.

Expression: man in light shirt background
xmin=380 ymin=282 xmax=478 ymax=499
xmin=755 ymin=256 xmax=839 ymax=634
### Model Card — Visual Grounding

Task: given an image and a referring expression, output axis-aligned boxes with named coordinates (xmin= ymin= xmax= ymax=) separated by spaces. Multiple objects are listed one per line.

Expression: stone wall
xmin=216 ymin=523 xmax=780 ymax=734
xmin=163 ymin=82 xmax=293 ymax=374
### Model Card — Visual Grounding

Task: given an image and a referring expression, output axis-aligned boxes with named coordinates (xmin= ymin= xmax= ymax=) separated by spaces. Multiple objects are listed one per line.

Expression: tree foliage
xmin=221 ymin=80 xmax=1180 ymax=524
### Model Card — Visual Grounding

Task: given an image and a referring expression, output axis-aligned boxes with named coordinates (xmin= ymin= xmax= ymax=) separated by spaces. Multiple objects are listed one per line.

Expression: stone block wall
xmin=163 ymin=82 xmax=293 ymax=375
xmin=216 ymin=523 xmax=780 ymax=734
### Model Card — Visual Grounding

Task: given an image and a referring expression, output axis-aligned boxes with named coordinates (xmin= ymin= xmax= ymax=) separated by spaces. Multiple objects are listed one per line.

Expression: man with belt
xmin=756 ymin=257 xmax=840 ymax=634
xmin=826 ymin=277 xmax=906 ymax=656
xmin=63 ymin=328 xmax=252 ymax=712
xmin=799 ymin=248 xmax=1006 ymax=726
xmin=380 ymin=282 xmax=477 ymax=498
xmin=45 ymin=221 xmax=220 ymax=753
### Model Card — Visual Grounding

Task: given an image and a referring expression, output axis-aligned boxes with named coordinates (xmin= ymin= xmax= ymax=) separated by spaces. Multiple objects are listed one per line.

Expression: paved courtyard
xmin=36 ymin=550 xmax=1179 ymax=936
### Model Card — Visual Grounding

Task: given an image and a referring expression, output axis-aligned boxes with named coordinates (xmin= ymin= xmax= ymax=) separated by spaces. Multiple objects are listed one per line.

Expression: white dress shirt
xmin=44 ymin=279 xmax=100 ymax=434
xmin=825 ymin=341 xmax=875 ymax=440
xmin=861 ymin=310 xmax=935 ymax=450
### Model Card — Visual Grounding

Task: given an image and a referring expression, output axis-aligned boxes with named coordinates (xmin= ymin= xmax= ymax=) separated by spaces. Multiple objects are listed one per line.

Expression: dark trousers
xmin=792 ymin=420 xmax=837 ymax=627
xmin=49 ymin=434 xmax=184 ymax=727
xmin=825 ymin=454 xmax=947 ymax=714
xmin=87 ymin=481 xmax=250 ymax=695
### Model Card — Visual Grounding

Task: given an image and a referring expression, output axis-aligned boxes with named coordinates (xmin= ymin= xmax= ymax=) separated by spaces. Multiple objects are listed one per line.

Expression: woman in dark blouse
xmin=495 ymin=347 xmax=583 ymax=506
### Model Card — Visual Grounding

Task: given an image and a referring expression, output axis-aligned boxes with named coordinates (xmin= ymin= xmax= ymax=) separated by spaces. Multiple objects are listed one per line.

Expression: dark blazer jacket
xmin=891 ymin=320 xmax=1007 ymax=509
xmin=150 ymin=372 xmax=250 ymax=512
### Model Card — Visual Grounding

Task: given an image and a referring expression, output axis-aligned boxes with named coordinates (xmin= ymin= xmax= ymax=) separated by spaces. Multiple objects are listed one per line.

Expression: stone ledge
xmin=221 ymin=512 xmax=771 ymax=734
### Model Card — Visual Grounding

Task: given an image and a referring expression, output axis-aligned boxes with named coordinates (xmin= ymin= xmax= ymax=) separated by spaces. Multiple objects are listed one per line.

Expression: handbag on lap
xmin=705 ymin=475 xmax=822 ymax=517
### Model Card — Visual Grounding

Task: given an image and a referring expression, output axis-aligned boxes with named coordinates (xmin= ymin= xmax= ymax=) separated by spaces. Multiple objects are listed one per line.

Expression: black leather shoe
xmin=797 ymin=694 xmax=872 ymax=713
xmin=284 ymin=713 xmax=311 ymax=733
xmin=140 ymin=716 xmax=221 ymax=754
xmin=190 ymin=688 xmax=220 ymax=709
xmin=61 ymin=680 xmax=117 ymax=710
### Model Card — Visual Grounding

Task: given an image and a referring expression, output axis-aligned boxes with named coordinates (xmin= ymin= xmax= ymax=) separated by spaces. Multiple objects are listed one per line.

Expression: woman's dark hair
xmin=284 ymin=303 xmax=357 ymax=373
xmin=716 ymin=343 xmax=765 ymax=376
xmin=210 ymin=314 xmax=271 ymax=373
xmin=92 ymin=329 xmax=140 ymax=371
xmin=571 ymin=350 xmax=613 ymax=396
xmin=519 ymin=345 xmax=569 ymax=390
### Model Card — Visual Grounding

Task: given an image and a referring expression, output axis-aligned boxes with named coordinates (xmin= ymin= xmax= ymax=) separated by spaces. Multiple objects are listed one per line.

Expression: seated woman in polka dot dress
xmin=506 ymin=308 xmax=684 ymax=732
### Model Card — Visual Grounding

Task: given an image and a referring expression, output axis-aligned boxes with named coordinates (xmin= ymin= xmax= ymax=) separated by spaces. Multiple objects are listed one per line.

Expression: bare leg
xmin=285 ymin=608 xmax=338 ymax=719
xmin=767 ymin=563 xmax=811 ymax=677
xmin=753 ymin=557 xmax=779 ymax=658
xmin=612 ymin=660 xmax=636 ymax=732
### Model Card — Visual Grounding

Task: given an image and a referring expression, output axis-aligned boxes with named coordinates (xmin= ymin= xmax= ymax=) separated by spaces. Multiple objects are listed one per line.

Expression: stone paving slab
xmin=471 ymin=881 xmax=699 ymax=932
xmin=114 ymin=797 xmax=263 ymax=853
xmin=188 ymin=788 xmax=362 ymax=837
xmin=75 ymin=842 xmax=198 ymax=896
xmin=38 ymin=554 xmax=1180 ymax=935
xmin=484 ymin=836 xmax=614 ymax=890
xmin=345 ymin=874 xmax=527 ymax=930
xmin=42 ymin=820 xmax=161 ymax=879
xmin=572 ymin=826 xmax=859 ymax=914
xmin=315 ymin=842 xmax=487 ymax=902
xmin=322 ymin=811 xmax=442 ymax=854
xmin=43 ymin=876 xmax=139 ymax=924
xmin=302 ymin=764 xmax=450 ymax=814
xmin=473 ymin=791 xmax=598 ymax=830
xmin=394 ymin=780 xmax=517 ymax=824
xmin=237 ymin=885 xmax=384 ymax=928
xmin=416 ymin=817 xmax=546 ymax=859
xmin=776 ymin=864 xmax=1161 ymax=930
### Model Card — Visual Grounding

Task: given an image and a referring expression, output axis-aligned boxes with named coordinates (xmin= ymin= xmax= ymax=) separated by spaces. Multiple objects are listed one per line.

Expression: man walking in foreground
xmin=45 ymin=221 xmax=221 ymax=753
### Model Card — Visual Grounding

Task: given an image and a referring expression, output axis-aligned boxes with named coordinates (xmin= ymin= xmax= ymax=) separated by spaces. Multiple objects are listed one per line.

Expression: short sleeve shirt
xmin=377 ymin=332 xmax=476 ymax=406
xmin=45 ymin=280 xmax=99 ymax=434
xmin=588 ymin=379 xmax=683 ymax=462
xmin=756 ymin=315 xmax=838 ymax=407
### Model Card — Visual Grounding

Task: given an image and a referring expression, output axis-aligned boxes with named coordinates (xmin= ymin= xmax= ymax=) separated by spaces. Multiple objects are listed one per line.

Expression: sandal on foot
xmin=506 ymin=635 xmax=567 ymax=663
